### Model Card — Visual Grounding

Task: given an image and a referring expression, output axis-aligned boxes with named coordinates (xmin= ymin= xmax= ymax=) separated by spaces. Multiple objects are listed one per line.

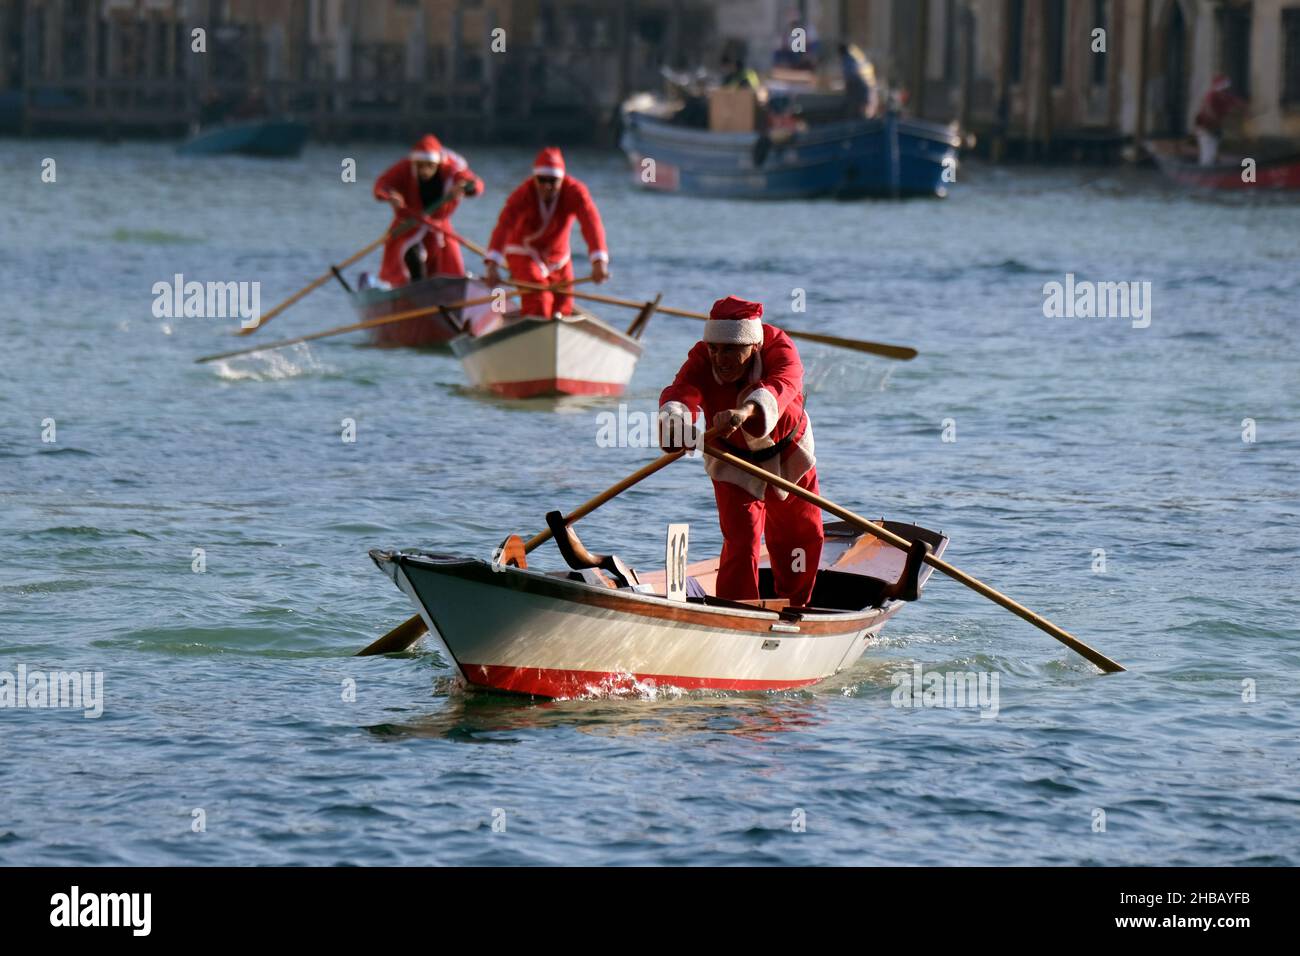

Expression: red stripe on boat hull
xmin=488 ymin=378 xmax=628 ymax=398
xmin=463 ymin=663 xmax=821 ymax=698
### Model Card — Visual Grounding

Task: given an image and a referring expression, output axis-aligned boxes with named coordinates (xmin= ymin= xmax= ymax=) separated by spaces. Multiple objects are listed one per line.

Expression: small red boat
xmin=350 ymin=275 xmax=507 ymax=348
xmin=1145 ymin=138 xmax=1300 ymax=191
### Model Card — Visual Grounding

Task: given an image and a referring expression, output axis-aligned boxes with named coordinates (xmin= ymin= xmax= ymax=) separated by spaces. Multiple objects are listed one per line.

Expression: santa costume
xmin=373 ymin=134 xmax=484 ymax=286
xmin=485 ymin=147 xmax=608 ymax=317
xmin=660 ymin=297 xmax=823 ymax=607
xmin=1193 ymin=74 xmax=1247 ymax=166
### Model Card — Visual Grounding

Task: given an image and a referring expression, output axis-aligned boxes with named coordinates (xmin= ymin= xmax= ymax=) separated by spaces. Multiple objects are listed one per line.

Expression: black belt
xmin=720 ymin=412 xmax=807 ymax=464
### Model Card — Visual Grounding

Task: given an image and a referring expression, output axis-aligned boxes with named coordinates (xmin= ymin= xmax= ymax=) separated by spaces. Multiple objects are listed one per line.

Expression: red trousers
xmin=712 ymin=466 xmax=823 ymax=607
xmin=508 ymin=254 xmax=574 ymax=317
xmin=378 ymin=224 xmax=465 ymax=286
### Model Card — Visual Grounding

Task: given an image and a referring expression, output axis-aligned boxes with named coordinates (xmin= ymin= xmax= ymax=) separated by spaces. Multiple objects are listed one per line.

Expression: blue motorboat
xmin=620 ymin=97 xmax=960 ymax=200
xmin=177 ymin=118 xmax=309 ymax=158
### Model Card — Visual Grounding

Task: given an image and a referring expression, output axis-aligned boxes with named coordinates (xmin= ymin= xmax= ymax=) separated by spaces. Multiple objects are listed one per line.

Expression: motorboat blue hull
xmin=620 ymin=109 xmax=960 ymax=199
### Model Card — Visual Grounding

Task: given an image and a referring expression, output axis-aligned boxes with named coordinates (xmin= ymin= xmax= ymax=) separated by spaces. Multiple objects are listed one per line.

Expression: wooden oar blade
xmin=780 ymin=328 xmax=918 ymax=361
xmin=356 ymin=613 xmax=427 ymax=656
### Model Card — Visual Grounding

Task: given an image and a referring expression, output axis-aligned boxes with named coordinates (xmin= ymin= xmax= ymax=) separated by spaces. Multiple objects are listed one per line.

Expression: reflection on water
xmin=365 ymin=678 xmax=826 ymax=743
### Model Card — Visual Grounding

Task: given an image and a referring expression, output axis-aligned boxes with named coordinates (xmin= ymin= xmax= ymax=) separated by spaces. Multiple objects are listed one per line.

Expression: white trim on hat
xmin=533 ymin=166 xmax=566 ymax=178
xmin=703 ymin=317 xmax=763 ymax=346
xmin=410 ymin=150 xmax=442 ymax=162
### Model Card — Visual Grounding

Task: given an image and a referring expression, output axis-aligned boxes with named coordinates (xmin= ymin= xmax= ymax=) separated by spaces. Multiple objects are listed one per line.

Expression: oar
xmin=194 ymin=276 xmax=596 ymax=364
xmin=699 ymin=441 xmax=1126 ymax=673
xmin=422 ymin=219 xmax=489 ymax=259
xmin=356 ymin=426 xmax=724 ymax=657
xmin=195 ymin=291 xmax=498 ymax=364
xmin=239 ymin=188 xmax=466 ymax=337
xmin=500 ymin=278 xmax=918 ymax=361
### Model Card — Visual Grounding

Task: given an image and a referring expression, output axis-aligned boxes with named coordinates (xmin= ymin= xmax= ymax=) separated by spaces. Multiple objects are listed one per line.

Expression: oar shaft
xmin=425 ymin=220 xmax=489 ymax=258
xmin=521 ymin=444 xmax=702 ymax=553
xmin=699 ymin=443 xmax=1126 ymax=673
xmin=241 ymin=191 xmax=464 ymax=336
xmin=499 ymin=279 xmax=917 ymax=361
xmin=242 ymin=238 xmax=383 ymax=334
xmin=357 ymin=429 xmax=722 ymax=657
xmin=196 ymin=290 xmax=505 ymax=363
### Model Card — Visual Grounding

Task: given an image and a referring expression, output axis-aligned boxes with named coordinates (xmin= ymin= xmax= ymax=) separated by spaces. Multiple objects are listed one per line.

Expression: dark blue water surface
xmin=1 ymin=141 xmax=1297 ymax=865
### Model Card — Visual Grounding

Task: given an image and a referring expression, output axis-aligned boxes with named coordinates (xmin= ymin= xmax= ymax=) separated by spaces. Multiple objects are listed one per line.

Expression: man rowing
xmin=1193 ymin=73 xmax=1247 ymax=167
xmin=373 ymin=134 xmax=484 ymax=287
xmin=483 ymin=147 xmax=609 ymax=318
xmin=659 ymin=296 xmax=823 ymax=608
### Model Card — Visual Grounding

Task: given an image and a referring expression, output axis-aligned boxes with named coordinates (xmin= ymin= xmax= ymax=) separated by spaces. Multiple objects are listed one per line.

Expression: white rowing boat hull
xmin=450 ymin=312 xmax=642 ymax=398
xmin=370 ymin=521 xmax=948 ymax=698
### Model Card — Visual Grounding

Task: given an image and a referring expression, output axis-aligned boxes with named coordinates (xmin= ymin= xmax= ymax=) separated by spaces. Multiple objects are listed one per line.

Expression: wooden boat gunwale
xmin=449 ymin=310 xmax=645 ymax=361
xmin=368 ymin=519 xmax=949 ymax=697
xmin=370 ymin=520 xmax=948 ymax=640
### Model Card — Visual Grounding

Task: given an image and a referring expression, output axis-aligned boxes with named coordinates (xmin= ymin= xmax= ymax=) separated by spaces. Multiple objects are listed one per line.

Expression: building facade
xmin=3 ymin=0 xmax=1297 ymax=155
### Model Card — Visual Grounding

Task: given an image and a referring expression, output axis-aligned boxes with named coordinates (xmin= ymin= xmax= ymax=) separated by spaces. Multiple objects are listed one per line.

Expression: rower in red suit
xmin=659 ymin=296 xmax=823 ymax=608
xmin=483 ymin=147 xmax=610 ymax=318
xmin=373 ymin=134 xmax=484 ymax=287
xmin=1193 ymin=73 xmax=1248 ymax=167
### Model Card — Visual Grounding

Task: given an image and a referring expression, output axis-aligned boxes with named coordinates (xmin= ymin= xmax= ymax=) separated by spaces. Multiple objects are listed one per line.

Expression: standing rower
xmin=373 ymin=134 xmax=483 ymax=287
xmin=659 ymin=296 xmax=823 ymax=608
xmin=1193 ymin=74 xmax=1247 ymax=167
xmin=483 ymin=147 xmax=610 ymax=318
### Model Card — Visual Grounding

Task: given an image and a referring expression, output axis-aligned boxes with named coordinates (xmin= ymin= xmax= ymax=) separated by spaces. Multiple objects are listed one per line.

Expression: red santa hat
xmin=702 ymin=296 xmax=764 ymax=346
xmin=409 ymin=134 xmax=443 ymax=163
xmin=1211 ymin=73 xmax=1232 ymax=92
xmin=533 ymin=147 xmax=566 ymax=180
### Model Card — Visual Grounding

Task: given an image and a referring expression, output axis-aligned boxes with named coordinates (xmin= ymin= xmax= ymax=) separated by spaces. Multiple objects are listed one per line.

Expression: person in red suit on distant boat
xmin=659 ymin=296 xmax=823 ymax=608
xmin=1193 ymin=73 xmax=1248 ymax=167
xmin=373 ymin=134 xmax=484 ymax=287
xmin=483 ymin=147 xmax=610 ymax=318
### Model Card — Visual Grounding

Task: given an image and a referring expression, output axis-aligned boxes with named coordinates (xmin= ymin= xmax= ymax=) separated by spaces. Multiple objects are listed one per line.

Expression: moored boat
xmin=177 ymin=118 xmax=309 ymax=158
xmin=620 ymin=96 xmax=961 ymax=199
xmin=350 ymin=275 xmax=507 ymax=349
xmin=1145 ymin=138 xmax=1300 ymax=191
xmin=370 ymin=519 xmax=948 ymax=698
xmin=449 ymin=308 xmax=647 ymax=398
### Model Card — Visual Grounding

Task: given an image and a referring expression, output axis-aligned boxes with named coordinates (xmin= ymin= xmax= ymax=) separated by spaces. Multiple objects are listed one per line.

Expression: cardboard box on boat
xmin=708 ymin=88 xmax=761 ymax=132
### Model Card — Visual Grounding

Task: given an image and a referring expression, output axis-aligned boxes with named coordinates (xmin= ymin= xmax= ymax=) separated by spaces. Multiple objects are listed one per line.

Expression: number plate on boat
xmin=665 ymin=523 xmax=689 ymax=602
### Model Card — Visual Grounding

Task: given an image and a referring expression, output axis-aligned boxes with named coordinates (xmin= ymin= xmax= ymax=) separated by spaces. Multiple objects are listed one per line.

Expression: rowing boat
xmin=449 ymin=307 xmax=648 ymax=398
xmin=369 ymin=518 xmax=948 ymax=698
xmin=350 ymin=275 xmax=508 ymax=349
xmin=620 ymin=95 xmax=961 ymax=199
xmin=1145 ymin=138 xmax=1300 ymax=191
xmin=176 ymin=118 xmax=308 ymax=158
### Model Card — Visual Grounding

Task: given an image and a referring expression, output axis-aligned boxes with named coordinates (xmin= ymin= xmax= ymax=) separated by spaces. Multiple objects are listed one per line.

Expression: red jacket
xmin=373 ymin=150 xmax=482 ymax=232
xmin=1195 ymin=89 xmax=1247 ymax=133
xmin=486 ymin=176 xmax=608 ymax=269
xmin=660 ymin=325 xmax=815 ymax=498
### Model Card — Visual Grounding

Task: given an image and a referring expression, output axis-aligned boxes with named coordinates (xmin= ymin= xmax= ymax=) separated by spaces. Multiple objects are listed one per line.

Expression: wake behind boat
xmin=370 ymin=519 xmax=947 ymax=698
